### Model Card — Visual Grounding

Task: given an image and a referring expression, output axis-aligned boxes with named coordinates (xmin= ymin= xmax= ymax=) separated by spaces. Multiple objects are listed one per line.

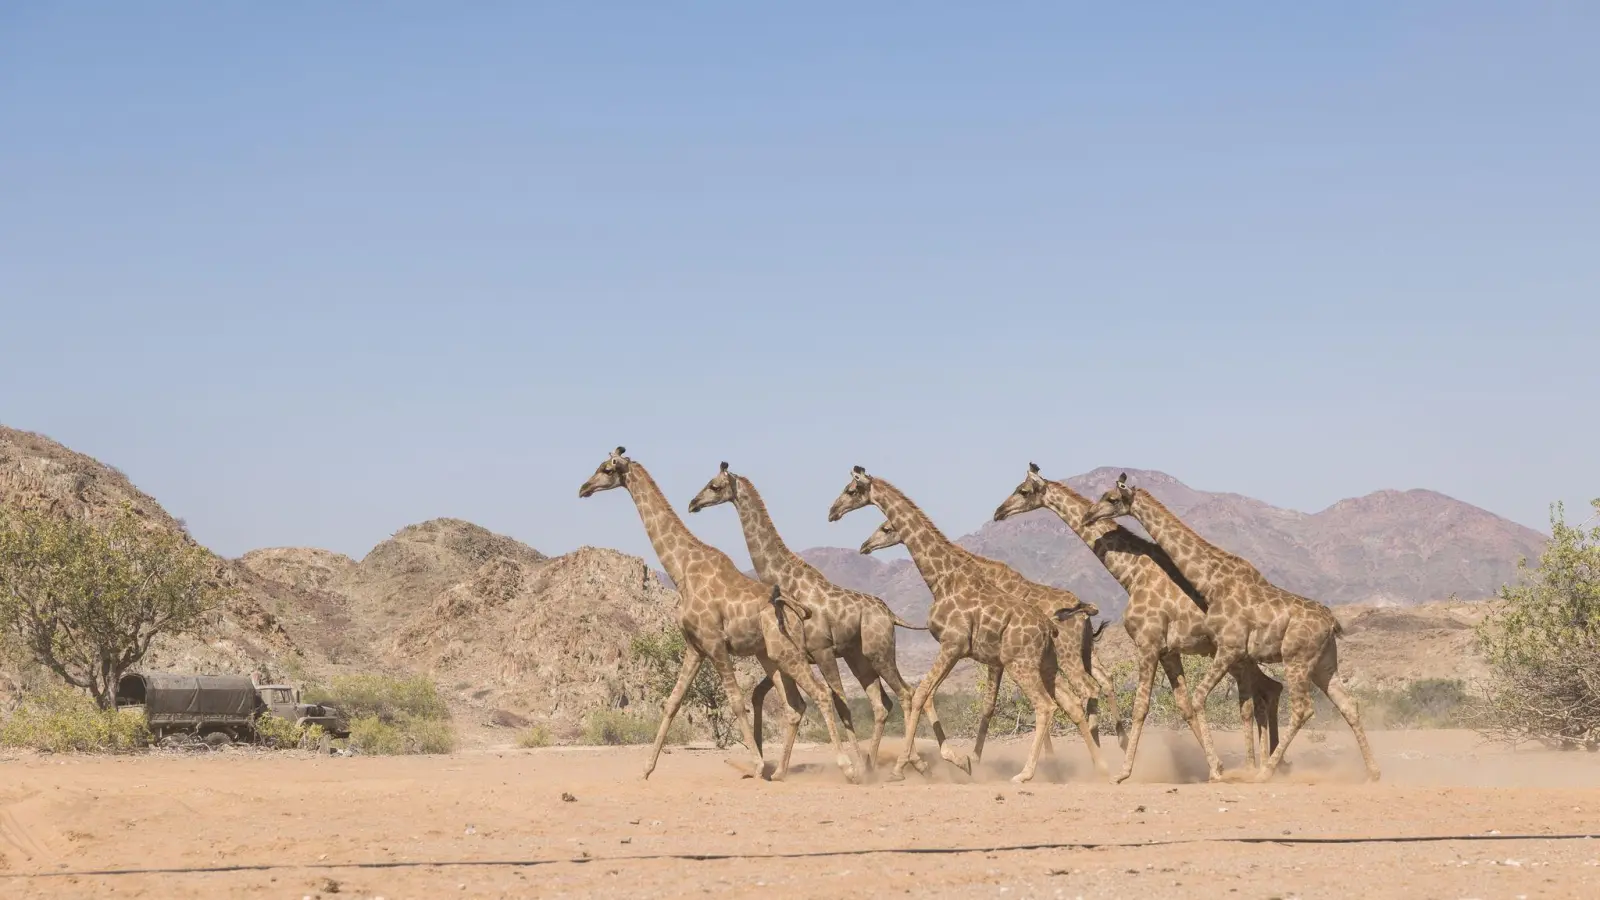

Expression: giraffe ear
xmin=1028 ymin=462 xmax=1040 ymax=474
xmin=852 ymin=465 xmax=866 ymax=475
xmin=719 ymin=461 xmax=729 ymax=472
xmin=614 ymin=446 xmax=627 ymax=457
xmin=1117 ymin=471 xmax=1128 ymax=487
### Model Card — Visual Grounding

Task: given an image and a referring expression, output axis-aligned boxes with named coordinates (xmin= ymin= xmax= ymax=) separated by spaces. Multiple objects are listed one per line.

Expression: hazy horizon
xmin=3 ymin=5 xmax=1594 ymax=567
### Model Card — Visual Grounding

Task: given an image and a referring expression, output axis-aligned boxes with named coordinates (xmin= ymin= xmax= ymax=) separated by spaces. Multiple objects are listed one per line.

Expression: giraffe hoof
xmin=1010 ymin=771 xmax=1033 ymax=784
xmin=910 ymin=757 xmax=931 ymax=776
xmin=1112 ymin=771 xmax=1131 ymax=785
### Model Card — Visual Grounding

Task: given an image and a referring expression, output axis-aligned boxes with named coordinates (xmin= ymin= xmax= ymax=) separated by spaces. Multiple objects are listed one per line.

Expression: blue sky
xmin=2 ymin=3 xmax=1595 ymax=567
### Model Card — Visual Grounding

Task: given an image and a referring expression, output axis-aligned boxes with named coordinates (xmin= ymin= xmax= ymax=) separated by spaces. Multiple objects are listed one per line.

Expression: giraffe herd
xmin=578 ymin=447 xmax=1381 ymax=786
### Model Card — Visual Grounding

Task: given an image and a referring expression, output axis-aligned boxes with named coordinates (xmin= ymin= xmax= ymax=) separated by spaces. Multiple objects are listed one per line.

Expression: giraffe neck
xmin=869 ymin=479 xmax=965 ymax=593
xmin=1127 ymin=489 xmax=1234 ymax=597
xmin=1042 ymin=481 xmax=1144 ymax=586
xmin=622 ymin=464 xmax=707 ymax=588
xmin=730 ymin=476 xmax=813 ymax=584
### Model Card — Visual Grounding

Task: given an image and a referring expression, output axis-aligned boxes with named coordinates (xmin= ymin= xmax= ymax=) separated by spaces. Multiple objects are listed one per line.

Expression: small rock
xmin=465 ymin=825 xmax=476 ymax=835
xmin=628 ymin=818 xmax=640 ymax=825
xmin=995 ymin=793 xmax=1005 ymax=801
xmin=561 ymin=792 xmax=577 ymax=802
xmin=1133 ymin=805 xmax=1146 ymax=813
xmin=726 ymin=829 xmax=737 ymax=836
xmin=620 ymin=837 xmax=632 ymax=844
xmin=318 ymin=877 xmax=341 ymax=893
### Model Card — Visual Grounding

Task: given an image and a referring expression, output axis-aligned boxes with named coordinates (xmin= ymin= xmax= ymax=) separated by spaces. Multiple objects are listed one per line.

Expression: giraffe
xmin=993 ymin=462 xmax=1284 ymax=783
xmin=688 ymin=461 xmax=958 ymax=776
xmin=1082 ymin=473 xmax=1380 ymax=782
xmin=857 ymin=519 xmax=1116 ymax=768
xmin=829 ymin=465 xmax=1109 ymax=782
xmin=578 ymin=447 xmax=865 ymax=784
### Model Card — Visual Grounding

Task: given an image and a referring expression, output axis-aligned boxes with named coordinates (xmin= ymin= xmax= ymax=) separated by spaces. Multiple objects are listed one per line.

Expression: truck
xmin=114 ymin=672 xmax=351 ymax=743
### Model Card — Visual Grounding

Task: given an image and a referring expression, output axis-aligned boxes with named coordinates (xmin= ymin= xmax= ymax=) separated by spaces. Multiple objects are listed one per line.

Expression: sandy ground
xmin=4 ymin=729 xmax=1600 ymax=899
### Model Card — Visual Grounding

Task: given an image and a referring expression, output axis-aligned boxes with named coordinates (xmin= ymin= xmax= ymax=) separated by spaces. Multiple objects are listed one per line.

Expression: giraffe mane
xmin=871 ymin=477 xmax=952 ymax=544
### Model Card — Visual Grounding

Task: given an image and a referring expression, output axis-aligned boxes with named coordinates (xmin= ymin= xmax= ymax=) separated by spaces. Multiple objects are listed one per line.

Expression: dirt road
xmin=4 ymin=729 xmax=1599 ymax=898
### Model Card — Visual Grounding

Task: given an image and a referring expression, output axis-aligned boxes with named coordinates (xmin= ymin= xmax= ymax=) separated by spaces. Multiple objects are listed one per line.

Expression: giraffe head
xmin=993 ymin=462 xmax=1049 ymax=522
xmin=686 ymin=461 xmax=737 ymax=513
xmin=1080 ymin=471 xmax=1136 ymax=526
xmin=858 ymin=520 xmax=902 ymax=555
xmin=577 ymin=447 xmax=632 ymax=498
xmin=826 ymin=465 xmax=874 ymax=522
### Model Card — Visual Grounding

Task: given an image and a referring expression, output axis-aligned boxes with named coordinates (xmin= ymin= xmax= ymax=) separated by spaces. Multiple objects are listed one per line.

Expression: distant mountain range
xmin=789 ymin=467 xmax=1545 ymax=640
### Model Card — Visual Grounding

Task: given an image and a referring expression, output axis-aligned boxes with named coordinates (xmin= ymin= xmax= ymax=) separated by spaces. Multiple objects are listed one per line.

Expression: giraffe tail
xmin=768 ymin=585 xmax=813 ymax=637
xmin=890 ymin=612 xmax=929 ymax=631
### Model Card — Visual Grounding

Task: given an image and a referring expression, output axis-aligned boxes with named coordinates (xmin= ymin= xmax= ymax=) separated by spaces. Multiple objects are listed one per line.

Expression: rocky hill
xmin=241 ymin=522 xmax=684 ymax=738
xmin=803 ymin=466 xmax=1546 ymax=631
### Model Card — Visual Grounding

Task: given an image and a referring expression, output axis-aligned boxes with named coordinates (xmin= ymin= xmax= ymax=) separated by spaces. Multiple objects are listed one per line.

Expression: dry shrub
xmin=0 ymin=685 xmax=149 ymax=752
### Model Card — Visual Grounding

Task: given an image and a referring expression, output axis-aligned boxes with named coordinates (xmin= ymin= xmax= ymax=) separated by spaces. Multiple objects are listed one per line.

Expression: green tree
xmin=1475 ymin=499 xmax=1600 ymax=749
xmin=0 ymin=503 xmax=227 ymax=708
xmin=629 ymin=626 xmax=737 ymax=747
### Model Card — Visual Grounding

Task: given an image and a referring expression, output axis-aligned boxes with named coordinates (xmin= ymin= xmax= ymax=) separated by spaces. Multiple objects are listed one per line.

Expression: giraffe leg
xmin=1093 ymin=661 xmax=1125 ymax=749
xmin=971 ymin=664 xmax=1004 ymax=765
xmin=1187 ymin=649 xmax=1242 ymax=782
xmin=1232 ymin=662 xmax=1283 ymax=769
xmin=896 ymin=643 xmax=963 ymax=779
xmin=841 ymin=652 xmax=887 ymax=773
xmin=1230 ymin=664 xmax=1259 ymax=770
xmin=1046 ymin=667 xmax=1108 ymax=778
xmin=1159 ymin=653 xmax=1212 ymax=772
xmin=705 ymin=646 xmax=766 ymax=776
xmin=772 ymin=669 xmax=806 ymax=781
xmin=1114 ymin=651 xmax=1163 ymax=784
xmin=1253 ymin=660 xmax=1315 ymax=782
xmin=766 ymin=629 xmax=863 ymax=784
xmin=863 ymin=645 xmax=933 ymax=774
xmin=1008 ymin=665 xmax=1060 ymax=784
xmin=813 ymin=652 xmax=864 ymax=768
xmin=749 ymin=672 xmax=775 ymax=761
xmin=643 ymin=641 xmax=705 ymax=780
xmin=1311 ymin=649 xmax=1380 ymax=782
xmin=1257 ymin=669 xmax=1283 ymax=763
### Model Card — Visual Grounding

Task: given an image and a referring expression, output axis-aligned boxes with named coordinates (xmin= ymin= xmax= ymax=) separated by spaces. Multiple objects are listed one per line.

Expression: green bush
xmin=1474 ymin=499 xmax=1600 ymax=749
xmin=303 ymin=674 xmax=455 ymax=755
xmin=348 ymin=714 xmax=456 ymax=755
xmin=516 ymin=724 xmax=552 ymax=748
xmin=304 ymin=674 xmax=450 ymax=724
xmin=629 ymin=627 xmax=738 ymax=747
xmin=253 ymin=713 xmax=327 ymax=750
xmin=0 ymin=686 xmax=150 ymax=752
xmin=582 ymin=708 xmax=680 ymax=745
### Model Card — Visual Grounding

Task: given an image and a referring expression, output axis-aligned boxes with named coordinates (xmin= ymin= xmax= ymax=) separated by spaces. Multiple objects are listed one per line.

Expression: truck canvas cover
xmin=116 ymin=673 xmax=259 ymax=719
